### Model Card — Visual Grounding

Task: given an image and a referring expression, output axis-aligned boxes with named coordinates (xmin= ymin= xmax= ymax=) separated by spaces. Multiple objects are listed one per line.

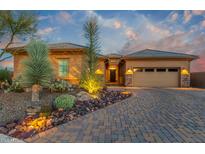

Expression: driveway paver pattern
xmin=25 ymin=88 xmax=205 ymax=143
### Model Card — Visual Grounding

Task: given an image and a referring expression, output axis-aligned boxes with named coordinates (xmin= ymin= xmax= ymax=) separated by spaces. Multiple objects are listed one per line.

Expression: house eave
xmin=123 ymin=56 xmax=199 ymax=61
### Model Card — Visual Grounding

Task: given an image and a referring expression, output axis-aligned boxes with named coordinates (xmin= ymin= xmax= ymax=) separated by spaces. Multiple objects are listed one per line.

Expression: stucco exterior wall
xmin=125 ymin=59 xmax=191 ymax=87
xmin=13 ymin=52 xmax=192 ymax=87
xmin=13 ymin=50 xmax=85 ymax=84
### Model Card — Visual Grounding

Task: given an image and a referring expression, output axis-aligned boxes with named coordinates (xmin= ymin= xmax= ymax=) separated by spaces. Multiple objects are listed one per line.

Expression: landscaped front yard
xmin=0 ymin=18 xmax=132 ymax=141
xmin=0 ymin=87 xmax=131 ymax=139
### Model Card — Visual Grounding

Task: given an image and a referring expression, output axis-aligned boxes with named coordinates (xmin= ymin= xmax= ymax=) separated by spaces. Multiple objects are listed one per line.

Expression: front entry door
xmin=110 ymin=70 xmax=116 ymax=82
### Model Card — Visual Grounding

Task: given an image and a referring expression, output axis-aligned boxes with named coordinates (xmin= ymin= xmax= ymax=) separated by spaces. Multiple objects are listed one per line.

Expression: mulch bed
xmin=0 ymin=89 xmax=131 ymax=140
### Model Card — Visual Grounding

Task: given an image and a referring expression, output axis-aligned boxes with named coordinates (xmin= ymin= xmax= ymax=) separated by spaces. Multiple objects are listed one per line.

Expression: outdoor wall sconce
xmin=125 ymin=68 xmax=133 ymax=75
xmin=181 ymin=68 xmax=189 ymax=75
xmin=95 ymin=69 xmax=104 ymax=75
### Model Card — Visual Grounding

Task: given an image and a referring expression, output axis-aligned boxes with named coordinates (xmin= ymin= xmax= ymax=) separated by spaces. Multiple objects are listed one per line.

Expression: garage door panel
xmin=133 ymin=69 xmax=179 ymax=87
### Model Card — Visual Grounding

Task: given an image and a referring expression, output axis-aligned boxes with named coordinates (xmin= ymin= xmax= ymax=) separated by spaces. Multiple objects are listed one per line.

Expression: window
xmin=145 ymin=68 xmax=154 ymax=72
xmin=168 ymin=68 xmax=178 ymax=72
xmin=133 ymin=68 xmax=143 ymax=72
xmin=58 ymin=59 xmax=68 ymax=77
xmin=156 ymin=68 xmax=166 ymax=72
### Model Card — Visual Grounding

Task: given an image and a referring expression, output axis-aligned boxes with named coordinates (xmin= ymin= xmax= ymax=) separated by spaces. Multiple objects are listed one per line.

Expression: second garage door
xmin=133 ymin=67 xmax=179 ymax=87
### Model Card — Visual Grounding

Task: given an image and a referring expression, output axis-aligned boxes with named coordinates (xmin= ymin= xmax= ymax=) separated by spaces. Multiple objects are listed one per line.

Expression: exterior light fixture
xmin=125 ymin=68 xmax=133 ymax=75
xmin=109 ymin=67 xmax=116 ymax=70
xmin=181 ymin=68 xmax=189 ymax=75
xmin=95 ymin=69 xmax=104 ymax=75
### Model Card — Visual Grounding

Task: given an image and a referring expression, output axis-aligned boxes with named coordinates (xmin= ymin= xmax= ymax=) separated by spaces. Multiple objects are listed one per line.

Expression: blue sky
xmin=1 ymin=10 xmax=205 ymax=71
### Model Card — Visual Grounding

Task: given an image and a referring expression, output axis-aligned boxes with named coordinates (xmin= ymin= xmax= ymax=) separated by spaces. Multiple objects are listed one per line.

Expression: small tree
xmin=80 ymin=17 xmax=102 ymax=94
xmin=22 ymin=40 xmax=53 ymax=102
xmin=0 ymin=11 xmax=37 ymax=62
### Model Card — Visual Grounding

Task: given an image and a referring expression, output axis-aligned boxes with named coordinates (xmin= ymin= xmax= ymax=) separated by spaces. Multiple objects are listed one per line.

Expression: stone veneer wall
xmin=125 ymin=74 xmax=132 ymax=86
xmin=181 ymin=74 xmax=190 ymax=87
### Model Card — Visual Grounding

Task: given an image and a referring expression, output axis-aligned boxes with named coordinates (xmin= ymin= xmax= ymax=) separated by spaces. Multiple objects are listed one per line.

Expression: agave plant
xmin=22 ymin=40 xmax=53 ymax=102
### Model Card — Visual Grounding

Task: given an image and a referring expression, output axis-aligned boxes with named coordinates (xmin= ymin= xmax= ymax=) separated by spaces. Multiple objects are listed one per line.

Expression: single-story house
xmin=10 ymin=42 xmax=199 ymax=87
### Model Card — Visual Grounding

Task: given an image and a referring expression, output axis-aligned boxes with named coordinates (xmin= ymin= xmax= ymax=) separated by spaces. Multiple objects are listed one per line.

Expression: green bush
xmin=54 ymin=94 xmax=75 ymax=110
xmin=7 ymin=76 xmax=24 ymax=92
xmin=0 ymin=68 xmax=12 ymax=84
xmin=0 ymin=80 xmax=10 ymax=90
xmin=49 ymin=79 xmax=70 ymax=92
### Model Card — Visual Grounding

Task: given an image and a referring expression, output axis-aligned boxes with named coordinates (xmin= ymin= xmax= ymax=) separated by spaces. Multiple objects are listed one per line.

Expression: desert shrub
xmin=7 ymin=76 xmax=24 ymax=92
xmin=80 ymin=74 xmax=102 ymax=94
xmin=49 ymin=79 xmax=71 ymax=92
xmin=54 ymin=94 xmax=75 ymax=110
xmin=0 ymin=80 xmax=10 ymax=90
xmin=0 ymin=68 xmax=12 ymax=84
xmin=40 ymin=105 xmax=52 ymax=117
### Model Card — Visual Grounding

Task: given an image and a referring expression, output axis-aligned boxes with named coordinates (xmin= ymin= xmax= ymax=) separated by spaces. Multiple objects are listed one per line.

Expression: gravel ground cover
xmin=0 ymin=90 xmax=67 ymax=125
xmin=0 ymin=89 xmax=131 ymax=140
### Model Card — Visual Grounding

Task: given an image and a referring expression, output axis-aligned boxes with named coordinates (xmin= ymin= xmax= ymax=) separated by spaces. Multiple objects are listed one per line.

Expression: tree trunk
xmin=32 ymin=84 xmax=40 ymax=102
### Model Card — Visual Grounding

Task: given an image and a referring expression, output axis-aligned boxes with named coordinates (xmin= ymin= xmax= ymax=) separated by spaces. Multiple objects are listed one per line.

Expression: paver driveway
xmin=26 ymin=88 xmax=205 ymax=143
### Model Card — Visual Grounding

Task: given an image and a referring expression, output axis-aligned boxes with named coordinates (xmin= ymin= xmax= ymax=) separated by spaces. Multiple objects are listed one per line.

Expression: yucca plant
xmin=22 ymin=40 xmax=53 ymax=102
xmin=80 ymin=17 xmax=103 ymax=94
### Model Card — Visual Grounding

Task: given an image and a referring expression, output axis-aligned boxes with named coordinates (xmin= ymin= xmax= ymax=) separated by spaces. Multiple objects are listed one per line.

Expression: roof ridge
xmin=127 ymin=48 xmax=198 ymax=57
xmin=46 ymin=42 xmax=87 ymax=48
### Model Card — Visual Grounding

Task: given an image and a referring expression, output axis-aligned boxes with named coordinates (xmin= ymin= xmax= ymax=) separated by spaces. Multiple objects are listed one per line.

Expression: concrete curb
xmin=0 ymin=134 xmax=25 ymax=143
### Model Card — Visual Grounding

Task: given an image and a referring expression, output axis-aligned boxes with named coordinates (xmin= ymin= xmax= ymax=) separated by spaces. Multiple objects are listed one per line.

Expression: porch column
xmin=125 ymin=74 xmax=133 ymax=86
xmin=125 ymin=68 xmax=133 ymax=86
xmin=180 ymin=68 xmax=190 ymax=87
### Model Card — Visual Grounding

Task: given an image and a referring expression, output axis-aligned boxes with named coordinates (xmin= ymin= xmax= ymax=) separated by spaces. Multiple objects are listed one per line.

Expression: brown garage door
xmin=133 ymin=68 xmax=179 ymax=87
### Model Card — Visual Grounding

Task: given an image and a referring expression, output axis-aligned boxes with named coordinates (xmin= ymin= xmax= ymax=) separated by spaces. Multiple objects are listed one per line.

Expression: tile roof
xmin=105 ymin=53 xmax=123 ymax=58
xmin=7 ymin=42 xmax=87 ymax=52
xmin=125 ymin=49 xmax=199 ymax=59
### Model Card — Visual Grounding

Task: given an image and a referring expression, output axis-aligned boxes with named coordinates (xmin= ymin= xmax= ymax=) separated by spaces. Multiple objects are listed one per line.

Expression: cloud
xmin=146 ymin=23 xmax=171 ymax=38
xmin=38 ymin=15 xmax=51 ymax=21
xmin=37 ymin=27 xmax=56 ymax=36
xmin=184 ymin=10 xmax=192 ymax=23
xmin=114 ymin=20 xmax=122 ymax=29
xmin=85 ymin=11 xmax=123 ymax=30
xmin=57 ymin=11 xmax=72 ymax=23
xmin=170 ymin=12 xmax=178 ymax=22
xmin=125 ymin=28 xmax=139 ymax=40
xmin=38 ymin=11 xmax=72 ymax=24
xmin=201 ymin=20 xmax=205 ymax=28
xmin=192 ymin=10 xmax=205 ymax=15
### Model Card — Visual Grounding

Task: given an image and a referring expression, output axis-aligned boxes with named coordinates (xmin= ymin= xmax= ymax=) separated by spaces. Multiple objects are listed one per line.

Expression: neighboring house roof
xmin=124 ymin=49 xmax=199 ymax=60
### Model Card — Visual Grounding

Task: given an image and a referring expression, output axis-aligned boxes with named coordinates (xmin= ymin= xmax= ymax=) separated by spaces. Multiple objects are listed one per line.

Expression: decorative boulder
xmin=26 ymin=106 xmax=41 ymax=116
xmin=76 ymin=91 xmax=93 ymax=102
xmin=31 ymin=84 xmax=41 ymax=102
xmin=67 ymin=83 xmax=75 ymax=92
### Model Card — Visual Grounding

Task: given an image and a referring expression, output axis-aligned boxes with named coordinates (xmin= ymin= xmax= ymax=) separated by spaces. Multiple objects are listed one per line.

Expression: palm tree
xmin=22 ymin=40 xmax=53 ymax=102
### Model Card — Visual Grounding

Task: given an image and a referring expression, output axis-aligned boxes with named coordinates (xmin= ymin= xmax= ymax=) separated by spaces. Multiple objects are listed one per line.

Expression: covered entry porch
xmin=104 ymin=55 xmax=126 ymax=86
